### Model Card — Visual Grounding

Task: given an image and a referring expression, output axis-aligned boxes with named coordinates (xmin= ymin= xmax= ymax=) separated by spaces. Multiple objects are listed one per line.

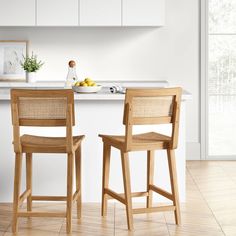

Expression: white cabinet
xmin=0 ymin=0 xmax=165 ymax=27
xmin=0 ymin=0 xmax=35 ymax=26
xmin=123 ymin=0 xmax=165 ymax=26
xmin=37 ymin=0 xmax=78 ymax=26
xmin=80 ymin=0 xmax=121 ymax=26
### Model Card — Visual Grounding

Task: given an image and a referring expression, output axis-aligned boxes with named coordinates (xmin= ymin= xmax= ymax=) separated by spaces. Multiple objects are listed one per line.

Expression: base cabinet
xmin=0 ymin=99 xmax=186 ymax=203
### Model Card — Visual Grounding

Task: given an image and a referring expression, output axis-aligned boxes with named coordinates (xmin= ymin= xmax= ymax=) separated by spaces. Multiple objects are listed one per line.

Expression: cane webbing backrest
xmin=132 ymin=96 xmax=174 ymax=119
xmin=123 ymin=87 xmax=182 ymax=149
xmin=11 ymin=89 xmax=75 ymax=127
xmin=18 ymin=97 xmax=67 ymax=120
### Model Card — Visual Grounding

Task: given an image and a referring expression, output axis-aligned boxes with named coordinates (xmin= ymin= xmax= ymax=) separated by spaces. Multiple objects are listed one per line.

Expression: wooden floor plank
xmin=114 ymin=202 xmax=169 ymax=235
xmin=187 ymin=160 xmax=236 ymax=236
xmin=0 ymin=161 xmax=236 ymax=235
xmin=59 ymin=203 xmax=115 ymax=236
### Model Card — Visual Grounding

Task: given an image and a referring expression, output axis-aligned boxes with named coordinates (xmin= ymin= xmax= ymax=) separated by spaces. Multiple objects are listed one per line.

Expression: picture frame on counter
xmin=0 ymin=40 xmax=28 ymax=82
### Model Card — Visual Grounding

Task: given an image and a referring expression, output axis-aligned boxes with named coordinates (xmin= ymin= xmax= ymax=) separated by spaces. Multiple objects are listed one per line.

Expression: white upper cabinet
xmin=37 ymin=0 xmax=79 ymax=26
xmin=80 ymin=0 xmax=121 ymax=26
xmin=123 ymin=0 xmax=165 ymax=26
xmin=0 ymin=0 xmax=35 ymax=26
xmin=0 ymin=0 xmax=165 ymax=27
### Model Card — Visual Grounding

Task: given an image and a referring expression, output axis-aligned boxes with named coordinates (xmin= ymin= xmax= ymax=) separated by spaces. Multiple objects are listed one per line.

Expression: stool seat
xmin=99 ymin=132 xmax=171 ymax=151
xmin=20 ymin=135 xmax=85 ymax=153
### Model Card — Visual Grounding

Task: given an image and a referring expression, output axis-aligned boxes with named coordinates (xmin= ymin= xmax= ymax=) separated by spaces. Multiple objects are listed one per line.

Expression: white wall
xmin=0 ymin=0 xmax=199 ymax=145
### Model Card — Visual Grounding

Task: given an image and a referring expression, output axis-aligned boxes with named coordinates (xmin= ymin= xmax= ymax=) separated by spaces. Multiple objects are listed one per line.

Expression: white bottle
xmin=65 ymin=60 xmax=78 ymax=88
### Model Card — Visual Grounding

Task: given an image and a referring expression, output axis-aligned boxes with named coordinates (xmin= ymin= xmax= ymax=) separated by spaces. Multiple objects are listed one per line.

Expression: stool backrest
xmin=123 ymin=87 xmax=182 ymax=150
xmin=11 ymin=89 xmax=75 ymax=153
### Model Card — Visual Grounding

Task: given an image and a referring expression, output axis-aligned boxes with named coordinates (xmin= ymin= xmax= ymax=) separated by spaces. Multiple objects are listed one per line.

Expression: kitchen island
xmin=0 ymin=81 xmax=191 ymax=203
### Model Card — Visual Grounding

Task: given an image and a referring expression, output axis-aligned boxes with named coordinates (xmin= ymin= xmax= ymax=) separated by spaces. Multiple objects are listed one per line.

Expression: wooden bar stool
xmin=11 ymin=89 xmax=84 ymax=234
xmin=99 ymin=87 xmax=182 ymax=231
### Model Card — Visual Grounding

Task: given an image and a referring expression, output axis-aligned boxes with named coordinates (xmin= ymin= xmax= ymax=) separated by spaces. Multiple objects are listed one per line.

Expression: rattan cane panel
xmin=18 ymin=97 xmax=67 ymax=119
xmin=132 ymin=96 xmax=173 ymax=118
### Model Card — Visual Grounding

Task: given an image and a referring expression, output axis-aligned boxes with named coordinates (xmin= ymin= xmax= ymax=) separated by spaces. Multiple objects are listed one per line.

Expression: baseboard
xmin=186 ymin=142 xmax=201 ymax=160
xmin=207 ymin=156 xmax=236 ymax=160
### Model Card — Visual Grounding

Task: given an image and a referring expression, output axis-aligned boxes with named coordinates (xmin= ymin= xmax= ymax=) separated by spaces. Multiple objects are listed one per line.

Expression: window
xmin=208 ymin=0 xmax=236 ymax=156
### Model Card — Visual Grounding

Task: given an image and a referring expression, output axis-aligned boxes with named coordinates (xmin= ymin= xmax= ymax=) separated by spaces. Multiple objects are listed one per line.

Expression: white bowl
xmin=72 ymin=85 xmax=102 ymax=93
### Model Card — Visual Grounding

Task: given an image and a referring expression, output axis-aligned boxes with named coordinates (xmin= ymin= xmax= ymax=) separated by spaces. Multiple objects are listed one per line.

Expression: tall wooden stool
xmin=11 ymin=89 xmax=84 ymax=234
xmin=99 ymin=87 xmax=182 ymax=231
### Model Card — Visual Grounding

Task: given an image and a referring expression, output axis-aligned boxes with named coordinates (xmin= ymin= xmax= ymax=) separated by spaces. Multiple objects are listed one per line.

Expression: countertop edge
xmin=0 ymin=91 xmax=192 ymax=101
xmin=0 ymin=80 xmax=192 ymax=101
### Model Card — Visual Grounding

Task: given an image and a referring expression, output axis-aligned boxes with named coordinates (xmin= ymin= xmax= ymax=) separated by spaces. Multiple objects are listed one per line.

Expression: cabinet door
xmin=37 ymin=0 xmax=78 ymax=26
xmin=123 ymin=0 xmax=165 ymax=26
xmin=0 ymin=0 xmax=35 ymax=26
xmin=80 ymin=0 xmax=121 ymax=26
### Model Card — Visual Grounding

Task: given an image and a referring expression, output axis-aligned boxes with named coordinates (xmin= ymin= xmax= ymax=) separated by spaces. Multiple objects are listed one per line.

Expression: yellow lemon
xmin=84 ymin=78 xmax=92 ymax=83
xmin=87 ymin=81 xmax=94 ymax=86
xmin=91 ymin=82 xmax=97 ymax=87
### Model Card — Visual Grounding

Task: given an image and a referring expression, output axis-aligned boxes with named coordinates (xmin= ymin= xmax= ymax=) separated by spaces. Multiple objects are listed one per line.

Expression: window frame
xmin=201 ymin=0 xmax=208 ymax=160
xmin=201 ymin=0 xmax=236 ymax=160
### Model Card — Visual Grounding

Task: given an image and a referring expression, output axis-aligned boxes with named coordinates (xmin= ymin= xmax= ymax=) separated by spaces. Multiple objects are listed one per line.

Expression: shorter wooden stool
xmin=99 ymin=88 xmax=182 ymax=231
xmin=11 ymin=89 xmax=84 ymax=233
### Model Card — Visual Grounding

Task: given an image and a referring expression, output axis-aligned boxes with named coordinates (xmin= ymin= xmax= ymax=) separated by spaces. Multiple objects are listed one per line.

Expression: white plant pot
xmin=27 ymin=72 xmax=37 ymax=83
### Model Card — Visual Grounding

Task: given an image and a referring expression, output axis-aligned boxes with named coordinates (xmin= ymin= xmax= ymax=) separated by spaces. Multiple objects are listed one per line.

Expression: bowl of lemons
xmin=72 ymin=78 xmax=102 ymax=93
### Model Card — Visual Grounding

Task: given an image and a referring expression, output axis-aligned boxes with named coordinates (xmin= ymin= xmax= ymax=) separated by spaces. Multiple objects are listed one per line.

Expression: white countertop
xmin=0 ymin=80 xmax=192 ymax=100
xmin=0 ymin=80 xmax=169 ymax=88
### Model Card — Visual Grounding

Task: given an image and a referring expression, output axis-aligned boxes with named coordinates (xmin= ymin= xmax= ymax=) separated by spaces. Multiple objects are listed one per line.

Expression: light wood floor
xmin=1 ymin=161 xmax=236 ymax=235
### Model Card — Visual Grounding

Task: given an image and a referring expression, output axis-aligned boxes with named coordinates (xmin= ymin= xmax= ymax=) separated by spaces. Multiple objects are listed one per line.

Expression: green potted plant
xmin=21 ymin=52 xmax=44 ymax=83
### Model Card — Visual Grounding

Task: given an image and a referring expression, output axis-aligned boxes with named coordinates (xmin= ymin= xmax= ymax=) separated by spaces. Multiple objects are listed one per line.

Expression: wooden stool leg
xmin=146 ymin=150 xmax=154 ymax=208
xmin=101 ymin=143 xmax=111 ymax=216
xmin=121 ymin=152 xmax=134 ymax=231
xmin=26 ymin=153 xmax=32 ymax=212
xmin=75 ymin=146 xmax=82 ymax=219
xmin=66 ymin=153 xmax=74 ymax=234
xmin=12 ymin=153 xmax=23 ymax=233
xmin=167 ymin=149 xmax=181 ymax=225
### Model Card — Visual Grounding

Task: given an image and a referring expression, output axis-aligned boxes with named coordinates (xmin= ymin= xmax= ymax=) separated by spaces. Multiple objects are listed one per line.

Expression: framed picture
xmin=0 ymin=40 xmax=28 ymax=82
